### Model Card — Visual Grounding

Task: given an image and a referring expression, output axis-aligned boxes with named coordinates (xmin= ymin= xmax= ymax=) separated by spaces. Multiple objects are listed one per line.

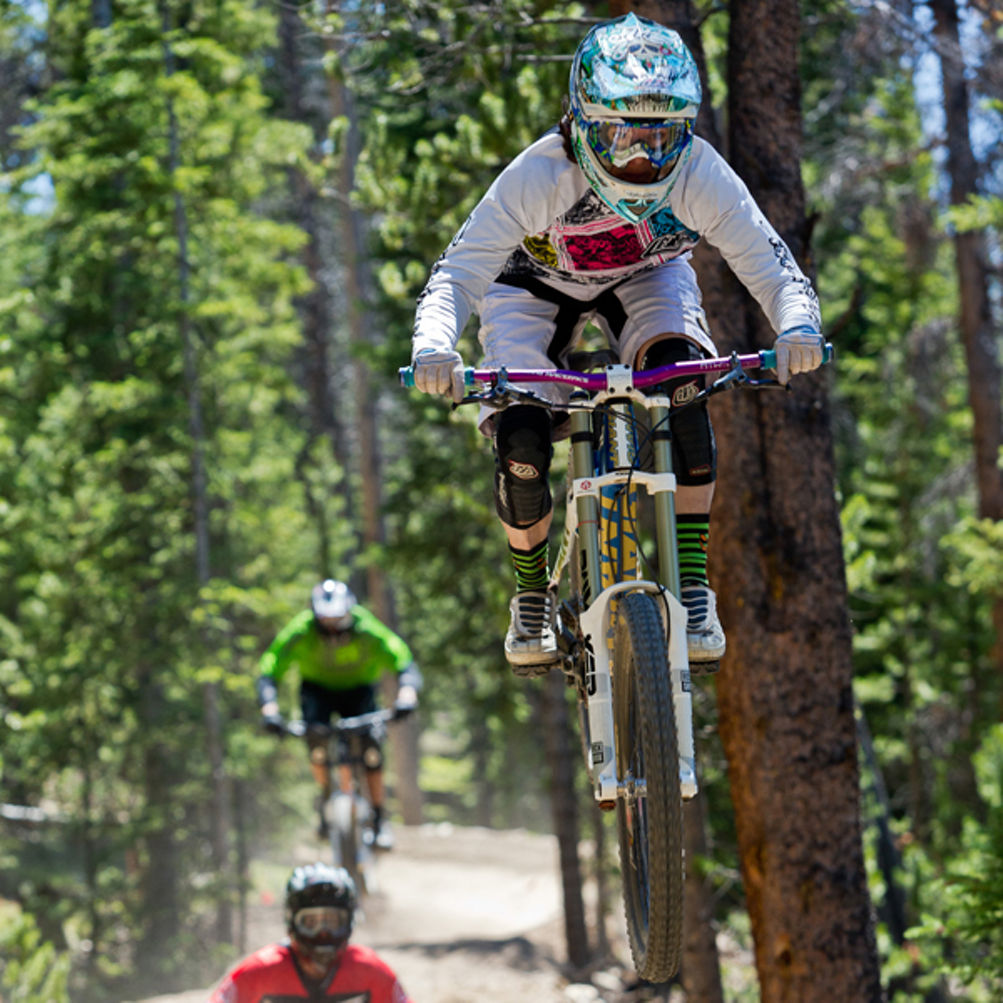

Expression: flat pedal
xmin=689 ymin=660 xmax=720 ymax=677
xmin=511 ymin=661 xmax=555 ymax=679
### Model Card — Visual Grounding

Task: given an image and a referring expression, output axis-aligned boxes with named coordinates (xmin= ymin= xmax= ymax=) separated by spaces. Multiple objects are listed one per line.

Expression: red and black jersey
xmin=208 ymin=941 xmax=412 ymax=1003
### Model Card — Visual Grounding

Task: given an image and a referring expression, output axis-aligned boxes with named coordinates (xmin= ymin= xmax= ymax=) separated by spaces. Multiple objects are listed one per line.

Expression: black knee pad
xmin=493 ymin=405 xmax=554 ymax=528
xmin=307 ymin=731 xmax=331 ymax=766
xmin=642 ymin=339 xmax=717 ymax=485
xmin=361 ymin=736 xmax=384 ymax=774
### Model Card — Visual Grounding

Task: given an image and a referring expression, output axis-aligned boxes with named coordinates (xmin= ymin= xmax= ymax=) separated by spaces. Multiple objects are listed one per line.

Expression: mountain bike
xmin=282 ymin=707 xmax=400 ymax=896
xmin=402 ymin=343 xmax=831 ymax=981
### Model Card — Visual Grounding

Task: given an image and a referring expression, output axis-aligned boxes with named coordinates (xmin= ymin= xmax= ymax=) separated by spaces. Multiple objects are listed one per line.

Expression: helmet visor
xmin=292 ymin=906 xmax=352 ymax=938
xmin=587 ymin=119 xmax=692 ymax=178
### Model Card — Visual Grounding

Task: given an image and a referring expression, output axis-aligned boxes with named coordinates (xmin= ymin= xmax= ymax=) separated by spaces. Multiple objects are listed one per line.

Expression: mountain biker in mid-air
xmin=408 ymin=13 xmax=823 ymax=676
xmin=257 ymin=579 xmax=421 ymax=848
xmin=209 ymin=862 xmax=412 ymax=1002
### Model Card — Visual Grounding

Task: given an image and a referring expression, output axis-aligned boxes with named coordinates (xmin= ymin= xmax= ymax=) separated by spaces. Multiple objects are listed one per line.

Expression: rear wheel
xmin=613 ymin=590 xmax=683 ymax=982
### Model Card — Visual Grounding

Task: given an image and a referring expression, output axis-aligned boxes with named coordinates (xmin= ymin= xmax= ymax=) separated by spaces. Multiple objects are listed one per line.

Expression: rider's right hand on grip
xmin=409 ymin=348 xmax=465 ymax=402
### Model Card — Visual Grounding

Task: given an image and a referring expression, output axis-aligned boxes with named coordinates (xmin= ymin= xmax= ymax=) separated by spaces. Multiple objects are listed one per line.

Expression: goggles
xmin=292 ymin=906 xmax=351 ymax=938
xmin=586 ymin=119 xmax=692 ymax=175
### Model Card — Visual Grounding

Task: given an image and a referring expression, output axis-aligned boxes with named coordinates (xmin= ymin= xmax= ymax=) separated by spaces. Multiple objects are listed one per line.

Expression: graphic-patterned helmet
xmin=284 ymin=862 xmax=357 ymax=964
xmin=311 ymin=579 xmax=356 ymax=632
xmin=569 ymin=13 xmax=701 ymax=223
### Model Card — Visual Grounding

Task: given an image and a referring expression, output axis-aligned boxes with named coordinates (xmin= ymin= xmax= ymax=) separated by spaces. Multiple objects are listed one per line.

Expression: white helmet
xmin=568 ymin=13 xmax=701 ymax=224
xmin=311 ymin=579 xmax=356 ymax=632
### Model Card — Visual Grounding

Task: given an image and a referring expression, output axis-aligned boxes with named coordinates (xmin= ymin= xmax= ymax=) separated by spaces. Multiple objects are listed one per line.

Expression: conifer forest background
xmin=0 ymin=1 xmax=1001 ymax=1000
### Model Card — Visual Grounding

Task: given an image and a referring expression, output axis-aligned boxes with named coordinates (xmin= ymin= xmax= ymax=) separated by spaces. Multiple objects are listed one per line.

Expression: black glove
xmin=261 ymin=713 xmax=284 ymax=736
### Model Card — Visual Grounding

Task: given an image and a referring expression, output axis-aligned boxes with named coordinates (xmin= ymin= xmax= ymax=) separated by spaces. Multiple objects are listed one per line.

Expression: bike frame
xmin=560 ymin=365 xmax=697 ymax=803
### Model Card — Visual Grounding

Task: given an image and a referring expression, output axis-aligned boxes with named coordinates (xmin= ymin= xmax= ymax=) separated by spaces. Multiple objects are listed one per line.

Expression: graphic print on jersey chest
xmin=522 ymin=191 xmax=699 ymax=273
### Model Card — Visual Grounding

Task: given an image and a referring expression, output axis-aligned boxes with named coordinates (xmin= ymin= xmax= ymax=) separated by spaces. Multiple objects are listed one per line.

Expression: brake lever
xmin=453 ymin=384 xmax=552 ymax=410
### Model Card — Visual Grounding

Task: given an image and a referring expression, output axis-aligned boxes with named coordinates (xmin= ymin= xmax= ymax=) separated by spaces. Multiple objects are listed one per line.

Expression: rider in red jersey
xmin=209 ymin=862 xmax=412 ymax=1002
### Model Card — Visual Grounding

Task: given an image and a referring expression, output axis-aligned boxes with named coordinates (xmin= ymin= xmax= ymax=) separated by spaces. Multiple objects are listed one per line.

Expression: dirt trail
xmin=132 ymin=823 xmax=660 ymax=1003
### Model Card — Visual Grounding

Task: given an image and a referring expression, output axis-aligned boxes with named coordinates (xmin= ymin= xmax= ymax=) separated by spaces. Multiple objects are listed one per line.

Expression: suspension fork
xmin=649 ymin=401 xmax=681 ymax=596
xmin=649 ymin=400 xmax=698 ymax=799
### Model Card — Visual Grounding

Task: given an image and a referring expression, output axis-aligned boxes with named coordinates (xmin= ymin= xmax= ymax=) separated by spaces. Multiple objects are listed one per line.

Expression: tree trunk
xmin=276 ymin=2 xmax=349 ymax=575
xmin=682 ymin=785 xmax=725 ymax=1003
xmin=159 ymin=0 xmax=232 ymax=946
xmin=703 ymin=2 xmax=883 ymax=1000
xmin=540 ymin=670 xmax=591 ymax=971
xmin=324 ymin=15 xmax=423 ymax=825
xmin=137 ymin=663 xmax=182 ymax=989
xmin=930 ymin=0 xmax=1003 ymax=689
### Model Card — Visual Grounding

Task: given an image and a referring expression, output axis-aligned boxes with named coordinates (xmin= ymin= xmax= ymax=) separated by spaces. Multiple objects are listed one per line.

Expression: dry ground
xmin=129 ymin=823 xmax=676 ymax=1003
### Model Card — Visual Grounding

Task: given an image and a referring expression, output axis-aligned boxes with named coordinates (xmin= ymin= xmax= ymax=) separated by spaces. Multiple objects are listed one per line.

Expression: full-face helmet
xmin=284 ymin=862 xmax=357 ymax=965
xmin=568 ymin=13 xmax=701 ymax=224
xmin=311 ymin=579 xmax=356 ymax=633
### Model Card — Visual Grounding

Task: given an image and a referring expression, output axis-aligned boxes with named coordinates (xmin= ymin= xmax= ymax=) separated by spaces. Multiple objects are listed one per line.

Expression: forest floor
xmin=129 ymin=822 xmax=695 ymax=1003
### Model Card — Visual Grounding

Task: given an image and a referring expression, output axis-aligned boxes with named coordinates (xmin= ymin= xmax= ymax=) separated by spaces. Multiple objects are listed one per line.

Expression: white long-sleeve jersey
xmin=413 ymin=131 xmax=820 ymax=354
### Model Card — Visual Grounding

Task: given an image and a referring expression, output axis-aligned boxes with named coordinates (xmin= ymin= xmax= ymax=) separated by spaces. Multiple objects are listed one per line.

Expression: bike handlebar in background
xmin=399 ymin=343 xmax=834 ymax=390
xmin=276 ymin=706 xmax=401 ymax=740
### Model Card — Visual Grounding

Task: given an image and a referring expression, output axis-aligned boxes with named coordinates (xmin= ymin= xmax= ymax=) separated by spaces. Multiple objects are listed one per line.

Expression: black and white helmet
xmin=285 ymin=862 xmax=357 ymax=964
xmin=311 ymin=579 xmax=356 ymax=632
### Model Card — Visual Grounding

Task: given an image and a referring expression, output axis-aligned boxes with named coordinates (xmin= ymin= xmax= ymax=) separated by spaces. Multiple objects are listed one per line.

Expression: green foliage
xmin=909 ymin=725 xmax=1003 ymax=994
xmin=0 ymin=0 xmax=323 ymax=996
xmin=0 ymin=911 xmax=71 ymax=1003
xmin=803 ymin=3 xmax=1002 ymax=997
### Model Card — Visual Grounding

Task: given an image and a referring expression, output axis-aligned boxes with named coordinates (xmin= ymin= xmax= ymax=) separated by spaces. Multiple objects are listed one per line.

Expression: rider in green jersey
xmin=257 ymin=580 xmax=421 ymax=848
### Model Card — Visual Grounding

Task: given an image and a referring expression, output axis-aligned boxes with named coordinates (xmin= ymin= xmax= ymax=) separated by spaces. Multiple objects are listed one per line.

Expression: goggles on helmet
xmin=292 ymin=906 xmax=352 ymax=938
xmin=586 ymin=119 xmax=692 ymax=176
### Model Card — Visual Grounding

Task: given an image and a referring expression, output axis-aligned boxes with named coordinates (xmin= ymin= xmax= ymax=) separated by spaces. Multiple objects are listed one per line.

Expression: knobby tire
xmin=614 ymin=590 xmax=683 ymax=982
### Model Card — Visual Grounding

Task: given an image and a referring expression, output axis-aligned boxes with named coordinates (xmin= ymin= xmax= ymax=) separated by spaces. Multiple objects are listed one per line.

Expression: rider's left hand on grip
xmin=772 ymin=328 xmax=829 ymax=384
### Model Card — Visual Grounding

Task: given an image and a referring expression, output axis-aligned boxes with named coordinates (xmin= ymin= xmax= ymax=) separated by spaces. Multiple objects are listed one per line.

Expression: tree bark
xmin=277 ymin=2 xmax=347 ymax=575
xmin=682 ymin=783 xmax=725 ymax=1003
xmin=930 ymin=0 xmax=1003 ymax=688
xmin=323 ymin=12 xmax=424 ymax=825
xmin=704 ymin=1 xmax=883 ymax=999
xmin=540 ymin=670 xmax=591 ymax=971
xmin=159 ymin=0 xmax=232 ymax=947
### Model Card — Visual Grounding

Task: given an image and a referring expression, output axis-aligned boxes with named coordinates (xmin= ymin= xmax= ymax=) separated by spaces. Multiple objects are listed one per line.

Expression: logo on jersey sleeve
xmin=523 ymin=232 xmax=559 ymax=268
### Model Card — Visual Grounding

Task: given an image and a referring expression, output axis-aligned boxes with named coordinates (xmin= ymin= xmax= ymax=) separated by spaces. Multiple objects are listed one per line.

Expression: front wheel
xmin=329 ymin=792 xmax=367 ymax=895
xmin=613 ymin=590 xmax=683 ymax=982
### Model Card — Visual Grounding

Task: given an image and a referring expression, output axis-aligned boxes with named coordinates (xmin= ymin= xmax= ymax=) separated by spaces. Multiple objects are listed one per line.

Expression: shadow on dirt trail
xmin=132 ymin=823 xmax=656 ymax=1003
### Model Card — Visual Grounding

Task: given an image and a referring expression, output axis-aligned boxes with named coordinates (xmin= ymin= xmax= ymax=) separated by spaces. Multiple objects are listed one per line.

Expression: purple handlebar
xmin=468 ymin=350 xmax=775 ymax=391
xmin=398 ymin=344 xmax=831 ymax=390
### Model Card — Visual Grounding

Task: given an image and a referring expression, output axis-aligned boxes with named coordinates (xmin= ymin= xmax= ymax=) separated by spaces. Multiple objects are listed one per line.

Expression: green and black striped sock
xmin=510 ymin=540 xmax=550 ymax=592
xmin=676 ymin=514 xmax=710 ymax=587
